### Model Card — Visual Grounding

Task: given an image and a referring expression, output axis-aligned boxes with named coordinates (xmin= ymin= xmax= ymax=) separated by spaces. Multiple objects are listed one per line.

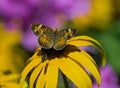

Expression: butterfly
xmin=31 ymin=24 xmax=76 ymax=50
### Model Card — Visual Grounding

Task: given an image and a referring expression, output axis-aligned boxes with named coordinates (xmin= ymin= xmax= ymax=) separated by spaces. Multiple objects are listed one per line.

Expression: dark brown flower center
xmin=41 ymin=47 xmax=65 ymax=60
xmin=39 ymin=45 xmax=81 ymax=62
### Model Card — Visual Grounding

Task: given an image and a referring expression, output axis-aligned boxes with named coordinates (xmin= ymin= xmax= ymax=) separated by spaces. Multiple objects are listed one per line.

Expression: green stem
xmin=61 ymin=72 xmax=69 ymax=88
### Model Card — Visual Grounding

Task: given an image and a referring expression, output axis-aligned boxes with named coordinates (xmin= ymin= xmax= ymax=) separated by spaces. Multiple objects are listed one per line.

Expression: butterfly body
xmin=31 ymin=24 xmax=76 ymax=50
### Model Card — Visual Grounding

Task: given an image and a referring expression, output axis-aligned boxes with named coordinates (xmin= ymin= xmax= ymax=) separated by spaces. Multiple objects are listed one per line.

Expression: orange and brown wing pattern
xmin=31 ymin=24 xmax=43 ymax=36
xmin=53 ymin=28 xmax=76 ymax=50
xmin=38 ymin=25 xmax=54 ymax=49
xmin=53 ymin=29 xmax=67 ymax=50
xmin=38 ymin=28 xmax=54 ymax=49
xmin=31 ymin=24 xmax=54 ymax=49
xmin=64 ymin=28 xmax=77 ymax=39
xmin=31 ymin=24 xmax=77 ymax=50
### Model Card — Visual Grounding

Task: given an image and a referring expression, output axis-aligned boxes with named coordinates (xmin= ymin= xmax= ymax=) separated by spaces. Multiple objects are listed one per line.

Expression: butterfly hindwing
xmin=38 ymin=25 xmax=54 ymax=49
xmin=53 ymin=29 xmax=67 ymax=50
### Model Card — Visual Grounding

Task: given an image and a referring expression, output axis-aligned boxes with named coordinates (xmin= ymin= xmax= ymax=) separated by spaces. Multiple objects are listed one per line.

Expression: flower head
xmin=20 ymin=24 xmax=106 ymax=88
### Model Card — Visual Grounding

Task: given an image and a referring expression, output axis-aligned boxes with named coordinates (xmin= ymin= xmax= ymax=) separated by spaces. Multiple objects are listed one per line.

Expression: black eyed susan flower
xmin=20 ymin=24 xmax=106 ymax=88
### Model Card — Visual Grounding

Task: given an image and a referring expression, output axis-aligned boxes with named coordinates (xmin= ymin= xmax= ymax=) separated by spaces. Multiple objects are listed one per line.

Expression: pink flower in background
xmin=93 ymin=64 xmax=120 ymax=88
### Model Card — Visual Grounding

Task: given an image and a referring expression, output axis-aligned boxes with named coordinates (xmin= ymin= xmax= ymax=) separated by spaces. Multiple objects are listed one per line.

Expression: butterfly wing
xmin=31 ymin=24 xmax=76 ymax=50
xmin=38 ymin=26 xmax=54 ymax=49
xmin=64 ymin=28 xmax=77 ymax=39
xmin=31 ymin=24 xmax=43 ymax=36
xmin=53 ymin=29 xmax=67 ymax=50
xmin=53 ymin=28 xmax=76 ymax=50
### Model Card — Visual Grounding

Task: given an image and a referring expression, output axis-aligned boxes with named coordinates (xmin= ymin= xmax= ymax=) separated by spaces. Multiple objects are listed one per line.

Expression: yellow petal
xmin=32 ymin=48 xmax=42 ymax=58
xmin=20 ymin=58 xmax=41 ymax=87
xmin=68 ymin=36 xmax=101 ymax=45
xmin=101 ymin=55 xmax=106 ymax=66
xmin=57 ymin=57 xmax=92 ymax=88
xmin=68 ymin=50 xmax=101 ymax=86
xmin=67 ymin=36 xmax=94 ymax=47
xmin=36 ymin=60 xmax=48 ymax=88
xmin=27 ymin=48 xmax=42 ymax=63
xmin=29 ymin=63 xmax=43 ymax=88
xmin=68 ymin=36 xmax=106 ymax=66
xmin=0 ymin=82 xmax=19 ymax=88
xmin=45 ymin=59 xmax=58 ymax=88
xmin=68 ymin=36 xmax=103 ymax=51
xmin=0 ymin=74 xmax=19 ymax=83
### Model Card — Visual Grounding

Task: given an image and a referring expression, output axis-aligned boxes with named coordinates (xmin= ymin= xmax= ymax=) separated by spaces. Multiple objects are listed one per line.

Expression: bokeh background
xmin=0 ymin=0 xmax=120 ymax=88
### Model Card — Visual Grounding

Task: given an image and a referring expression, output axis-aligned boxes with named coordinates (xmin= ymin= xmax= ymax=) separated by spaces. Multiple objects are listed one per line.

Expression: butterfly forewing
xmin=31 ymin=24 xmax=54 ymax=49
xmin=31 ymin=24 xmax=43 ymax=36
xmin=64 ymin=28 xmax=77 ymax=39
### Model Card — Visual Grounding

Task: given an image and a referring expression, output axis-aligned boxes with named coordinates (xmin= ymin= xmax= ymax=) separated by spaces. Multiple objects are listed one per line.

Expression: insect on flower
xmin=31 ymin=24 xmax=77 ymax=61
xmin=31 ymin=24 xmax=76 ymax=50
xmin=20 ymin=24 xmax=106 ymax=88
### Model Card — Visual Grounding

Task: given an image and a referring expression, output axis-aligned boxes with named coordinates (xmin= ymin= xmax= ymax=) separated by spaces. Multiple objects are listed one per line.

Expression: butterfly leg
xmin=41 ymin=51 xmax=47 ymax=62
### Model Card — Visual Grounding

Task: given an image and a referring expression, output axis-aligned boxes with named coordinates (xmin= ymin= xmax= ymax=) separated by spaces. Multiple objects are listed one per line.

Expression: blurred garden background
xmin=0 ymin=0 xmax=120 ymax=88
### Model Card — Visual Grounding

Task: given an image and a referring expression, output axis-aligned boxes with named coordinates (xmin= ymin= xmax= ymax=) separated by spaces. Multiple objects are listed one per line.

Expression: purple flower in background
xmin=0 ymin=0 xmax=90 ymax=28
xmin=0 ymin=0 xmax=91 ymax=51
xmin=93 ymin=64 xmax=120 ymax=88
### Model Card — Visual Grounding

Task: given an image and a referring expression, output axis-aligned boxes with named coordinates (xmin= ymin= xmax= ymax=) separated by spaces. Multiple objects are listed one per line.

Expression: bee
xmin=31 ymin=24 xmax=76 ymax=50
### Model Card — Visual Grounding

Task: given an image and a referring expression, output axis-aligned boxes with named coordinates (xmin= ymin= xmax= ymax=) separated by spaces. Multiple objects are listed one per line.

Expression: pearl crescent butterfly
xmin=31 ymin=24 xmax=76 ymax=50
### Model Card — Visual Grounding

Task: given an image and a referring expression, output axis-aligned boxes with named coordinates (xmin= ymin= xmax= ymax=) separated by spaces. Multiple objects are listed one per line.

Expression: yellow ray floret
xmin=20 ymin=58 xmax=41 ymax=88
xmin=20 ymin=35 xmax=106 ymax=88
xmin=45 ymin=59 xmax=58 ymax=88
xmin=57 ymin=57 xmax=92 ymax=88
xmin=67 ymin=36 xmax=106 ymax=66
xmin=67 ymin=50 xmax=101 ymax=86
